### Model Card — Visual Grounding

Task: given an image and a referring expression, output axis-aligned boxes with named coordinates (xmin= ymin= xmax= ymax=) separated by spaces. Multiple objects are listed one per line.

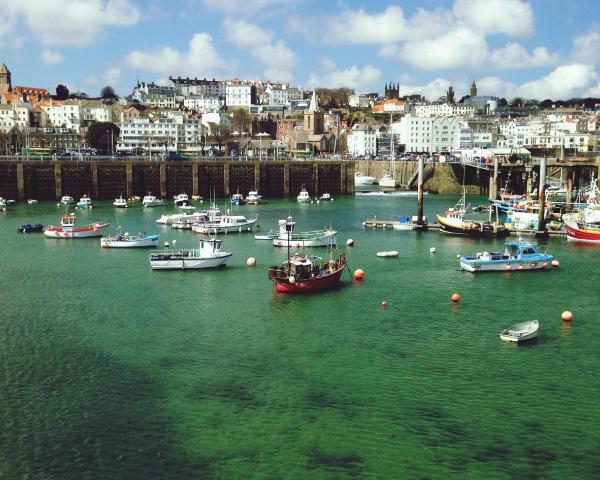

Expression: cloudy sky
xmin=1 ymin=0 xmax=600 ymax=100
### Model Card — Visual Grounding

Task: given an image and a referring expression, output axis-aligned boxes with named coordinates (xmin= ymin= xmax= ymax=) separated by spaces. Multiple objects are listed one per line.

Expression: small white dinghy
xmin=499 ymin=320 xmax=539 ymax=342
xmin=376 ymin=250 xmax=399 ymax=258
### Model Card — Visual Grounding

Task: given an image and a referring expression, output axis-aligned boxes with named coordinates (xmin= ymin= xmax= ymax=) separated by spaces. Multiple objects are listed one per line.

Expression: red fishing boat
xmin=44 ymin=214 xmax=109 ymax=238
xmin=565 ymin=221 xmax=600 ymax=243
xmin=268 ymin=252 xmax=346 ymax=293
xmin=268 ymin=215 xmax=345 ymax=292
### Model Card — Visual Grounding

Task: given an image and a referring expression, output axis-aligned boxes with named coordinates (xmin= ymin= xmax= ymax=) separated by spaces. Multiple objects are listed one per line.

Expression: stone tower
xmin=384 ymin=82 xmax=399 ymax=99
xmin=0 ymin=63 xmax=12 ymax=94
xmin=304 ymin=90 xmax=323 ymax=135
xmin=470 ymin=80 xmax=477 ymax=98
xmin=446 ymin=85 xmax=455 ymax=104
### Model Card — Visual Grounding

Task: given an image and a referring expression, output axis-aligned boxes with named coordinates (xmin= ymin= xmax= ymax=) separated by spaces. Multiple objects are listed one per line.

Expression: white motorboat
xmin=143 ymin=193 xmax=164 ymax=207
xmin=156 ymin=204 xmax=222 ymax=225
xmin=149 ymin=238 xmax=232 ymax=270
xmin=101 ymin=231 xmax=159 ymax=248
xmin=27 ymin=199 xmax=38 ymax=204
xmin=246 ymin=190 xmax=262 ymax=205
xmin=319 ymin=193 xmax=333 ymax=202
xmin=354 ymin=172 xmax=375 ymax=186
xmin=255 ymin=230 xmax=277 ymax=240
xmin=499 ymin=320 xmax=539 ymax=342
xmin=297 ymin=188 xmax=311 ymax=203
xmin=113 ymin=195 xmax=128 ymax=208
xmin=77 ymin=195 xmax=93 ymax=209
xmin=60 ymin=195 xmax=74 ymax=205
xmin=272 ymin=216 xmax=337 ymax=248
xmin=174 ymin=193 xmax=190 ymax=206
xmin=192 ymin=214 xmax=258 ymax=234
xmin=0 ymin=197 xmax=6 ymax=210
xmin=376 ymin=250 xmax=399 ymax=257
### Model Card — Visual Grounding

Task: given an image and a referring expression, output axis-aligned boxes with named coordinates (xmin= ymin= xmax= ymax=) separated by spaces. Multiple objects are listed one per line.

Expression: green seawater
xmin=1 ymin=194 xmax=599 ymax=479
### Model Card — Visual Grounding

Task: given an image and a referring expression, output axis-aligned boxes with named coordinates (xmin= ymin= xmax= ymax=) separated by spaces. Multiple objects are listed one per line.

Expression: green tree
xmin=231 ymin=108 xmax=252 ymax=133
xmin=101 ymin=85 xmax=117 ymax=99
xmin=86 ymin=122 xmax=120 ymax=154
xmin=55 ymin=84 xmax=69 ymax=100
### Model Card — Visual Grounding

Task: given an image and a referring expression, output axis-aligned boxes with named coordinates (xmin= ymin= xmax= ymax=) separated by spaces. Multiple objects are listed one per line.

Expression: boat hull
xmin=44 ymin=222 xmax=109 ymax=238
xmin=460 ymin=255 xmax=554 ymax=272
xmin=273 ymin=233 xmax=336 ymax=248
xmin=565 ymin=222 xmax=600 ymax=243
xmin=101 ymin=238 xmax=158 ymax=248
xmin=193 ymin=219 xmax=256 ymax=234
xmin=499 ymin=320 xmax=539 ymax=342
xmin=437 ymin=215 xmax=483 ymax=236
xmin=273 ymin=266 xmax=344 ymax=292
xmin=150 ymin=253 xmax=231 ymax=270
xmin=355 ymin=176 xmax=375 ymax=186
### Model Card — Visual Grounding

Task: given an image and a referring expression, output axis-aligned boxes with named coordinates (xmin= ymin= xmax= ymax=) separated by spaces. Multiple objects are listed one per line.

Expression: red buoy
xmin=561 ymin=311 xmax=573 ymax=322
xmin=354 ymin=269 xmax=365 ymax=280
xmin=381 ymin=300 xmax=388 ymax=308
xmin=551 ymin=259 xmax=560 ymax=268
xmin=451 ymin=293 xmax=461 ymax=302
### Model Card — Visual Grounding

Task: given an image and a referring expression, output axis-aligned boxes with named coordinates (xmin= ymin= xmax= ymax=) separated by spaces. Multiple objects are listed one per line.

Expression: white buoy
xmin=246 ymin=257 xmax=256 ymax=267
xmin=430 ymin=247 xmax=436 ymax=253
xmin=164 ymin=241 xmax=170 ymax=247
xmin=172 ymin=240 xmax=176 ymax=246
xmin=289 ymin=275 xmax=296 ymax=284
xmin=346 ymin=238 xmax=354 ymax=247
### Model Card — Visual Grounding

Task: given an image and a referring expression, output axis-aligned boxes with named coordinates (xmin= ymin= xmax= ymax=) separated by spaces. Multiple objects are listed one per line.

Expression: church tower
xmin=304 ymin=90 xmax=324 ymax=135
xmin=0 ymin=63 xmax=12 ymax=94
xmin=470 ymin=80 xmax=477 ymax=98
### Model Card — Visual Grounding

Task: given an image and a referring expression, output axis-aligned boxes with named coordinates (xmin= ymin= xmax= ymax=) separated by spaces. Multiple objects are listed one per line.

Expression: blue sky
xmin=1 ymin=0 xmax=600 ymax=100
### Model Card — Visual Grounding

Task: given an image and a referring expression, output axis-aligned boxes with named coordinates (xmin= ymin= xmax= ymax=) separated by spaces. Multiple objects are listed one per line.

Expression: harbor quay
xmin=0 ymin=157 xmax=355 ymax=201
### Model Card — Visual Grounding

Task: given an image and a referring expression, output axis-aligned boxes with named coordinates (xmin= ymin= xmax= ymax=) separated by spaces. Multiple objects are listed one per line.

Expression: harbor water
xmin=1 ymin=194 xmax=599 ymax=479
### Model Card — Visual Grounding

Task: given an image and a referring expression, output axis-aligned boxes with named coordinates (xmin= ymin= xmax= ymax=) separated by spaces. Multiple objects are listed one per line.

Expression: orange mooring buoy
xmin=561 ymin=311 xmax=573 ymax=322
xmin=451 ymin=293 xmax=461 ymax=302
xmin=381 ymin=300 xmax=388 ymax=308
xmin=354 ymin=269 xmax=365 ymax=280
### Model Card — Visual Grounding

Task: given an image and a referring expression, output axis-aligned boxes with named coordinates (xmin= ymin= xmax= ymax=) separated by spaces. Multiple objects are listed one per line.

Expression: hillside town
xmin=1 ymin=62 xmax=599 ymax=161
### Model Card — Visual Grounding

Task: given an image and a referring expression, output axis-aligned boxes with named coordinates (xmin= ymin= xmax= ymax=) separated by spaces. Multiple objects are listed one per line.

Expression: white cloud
xmin=572 ymin=26 xmax=600 ymax=64
xmin=124 ymin=33 xmax=229 ymax=77
xmin=398 ymin=78 xmax=464 ymax=100
xmin=324 ymin=6 xmax=407 ymax=45
xmin=202 ymin=0 xmax=291 ymax=15
xmin=453 ymin=0 xmax=534 ymax=36
xmin=517 ymin=64 xmax=598 ymax=99
xmin=103 ymin=67 xmax=121 ymax=86
xmin=2 ymin=0 xmax=139 ymax=47
xmin=307 ymin=65 xmax=383 ymax=92
xmin=489 ymin=44 xmax=559 ymax=69
xmin=41 ymin=49 xmax=64 ymax=65
xmin=223 ymin=20 xmax=296 ymax=81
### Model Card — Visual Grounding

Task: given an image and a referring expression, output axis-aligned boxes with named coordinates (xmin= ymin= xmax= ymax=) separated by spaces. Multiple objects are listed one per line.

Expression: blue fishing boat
xmin=460 ymin=240 xmax=556 ymax=272
xmin=231 ymin=192 xmax=245 ymax=206
xmin=17 ymin=223 xmax=44 ymax=233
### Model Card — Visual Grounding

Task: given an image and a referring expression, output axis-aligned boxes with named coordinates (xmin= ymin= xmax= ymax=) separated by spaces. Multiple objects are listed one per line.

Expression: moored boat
xmin=393 ymin=215 xmax=427 ymax=231
xmin=272 ymin=216 xmax=337 ymax=248
xmin=77 ymin=195 xmax=93 ymax=209
xmin=460 ymin=240 xmax=555 ymax=272
xmin=355 ymin=172 xmax=375 ymax=186
xmin=319 ymin=193 xmax=333 ymax=201
xmin=101 ymin=231 xmax=159 ymax=248
xmin=246 ymin=190 xmax=262 ymax=204
xmin=268 ymin=251 xmax=346 ymax=293
xmin=44 ymin=214 xmax=109 ymax=238
xmin=438 ymin=193 xmax=508 ymax=238
xmin=255 ymin=230 xmax=277 ymax=240
xmin=378 ymin=170 xmax=397 ymax=188
xmin=565 ymin=221 xmax=600 ymax=243
xmin=174 ymin=193 xmax=190 ymax=206
xmin=192 ymin=213 xmax=258 ymax=234
xmin=143 ymin=193 xmax=164 ymax=207
xmin=499 ymin=320 xmax=539 ymax=342
xmin=27 ymin=199 xmax=38 ymax=204
xmin=17 ymin=223 xmax=44 ymax=233
xmin=113 ymin=195 xmax=128 ymax=208
xmin=297 ymin=187 xmax=311 ymax=203
xmin=376 ymin=250 xmax=399 ymax=257
xmin=61 ymin=195 xmax=74 ymax=205
xmin=231 ymin=192 xmax=245 ymax=206
xmin=149 ymin=238 xmax=232 ymax=270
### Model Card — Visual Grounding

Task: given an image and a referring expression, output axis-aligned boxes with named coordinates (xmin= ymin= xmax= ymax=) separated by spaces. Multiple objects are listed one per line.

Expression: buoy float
xmin=456 ymin=254 xmax=460 ymax=259
xmin=518 ymin=265 xmax=523 ymax=270
xmin=505 ymin=264 xmax=512 ymax=270
xmin=451 ymin=293 xmax=461 ymax=302
xmin=430 ymin=247 xmax=436 ymax=254
xmin=346 ymin=238 xmax=354 ymax=247
xmin=542 ymin=261 xmax=548 ymax=268
xmin=288 ymin=275 xmax=296 ymax=284
xmin=354 ymin=269 xmax=365 ymax=280
xmin=246 ymin=257 xmax=256 ymax=267
xmin=561 ymin=311 xmax=573 ymax=322
xmin=551 ymin=259 xmax=560 ymax=268
xmin=296 ymin=243 xmax=301 ymax=249
xmin=381 ymin=300 xmax=388 ymax=308
xmin=172 ymin=240 xmax=176 ymax=246
xmin=164 ymin=242 xmax=170 ymax=247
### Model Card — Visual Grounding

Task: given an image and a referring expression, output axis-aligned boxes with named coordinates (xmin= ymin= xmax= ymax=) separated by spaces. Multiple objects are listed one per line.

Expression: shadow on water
xmin=0 ymin=334 xmax=215 ymax=480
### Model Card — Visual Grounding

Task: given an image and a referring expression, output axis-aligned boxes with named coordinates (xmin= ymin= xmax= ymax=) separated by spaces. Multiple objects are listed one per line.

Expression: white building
xmin=40 ymin=100 xmax=111 ymax=131
xmin=396 ymin=115 xmax=461 ymax=152
xmin=347 ymin=124 xmax=378 ymax=156
xmin=225 ymin=84 xmax=255 ymax=108
xmin=414 ymin=103 xmax=475 ymax=118
xmin=263 ymin=85 xmax=289 ymax=106
xmin=116 ymin=117 xmax=180 ymax=153
xmin=0 ymin=104 xmax=29 ymax=133
xmin=183 ymin=96 xmax=224 ymax=112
